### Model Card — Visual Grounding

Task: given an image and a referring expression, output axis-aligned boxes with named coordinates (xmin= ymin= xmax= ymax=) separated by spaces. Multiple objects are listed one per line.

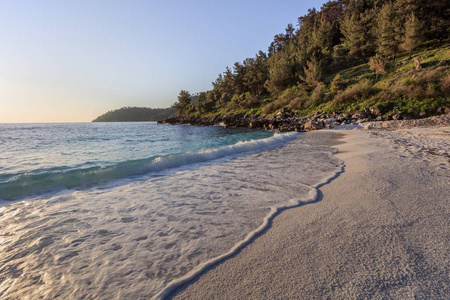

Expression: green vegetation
xmin=172 ymin=0 xmax=449 ymax=119
xmin=93 ymin=107 xmax=176 ymax=122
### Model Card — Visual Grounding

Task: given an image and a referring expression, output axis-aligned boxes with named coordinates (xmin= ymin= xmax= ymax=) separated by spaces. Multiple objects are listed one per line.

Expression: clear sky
xmin=0 ymin=0 xmax=327 ymax=122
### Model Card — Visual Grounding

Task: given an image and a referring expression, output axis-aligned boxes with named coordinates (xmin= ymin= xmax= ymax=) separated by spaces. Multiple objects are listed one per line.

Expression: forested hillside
xmin=171 ymin=0 xmax=449 ymax=119
xmin=93 ymin=107 xmax=176 ymax=122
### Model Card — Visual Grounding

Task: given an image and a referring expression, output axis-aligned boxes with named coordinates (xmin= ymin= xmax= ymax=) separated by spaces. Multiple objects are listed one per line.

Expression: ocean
xmin=0 ymin=122 xmax=342 ymax=299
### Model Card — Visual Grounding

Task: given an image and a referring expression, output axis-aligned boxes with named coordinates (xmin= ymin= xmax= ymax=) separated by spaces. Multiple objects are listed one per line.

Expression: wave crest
xmin=0 ymin=132 xmax=298 ymax=200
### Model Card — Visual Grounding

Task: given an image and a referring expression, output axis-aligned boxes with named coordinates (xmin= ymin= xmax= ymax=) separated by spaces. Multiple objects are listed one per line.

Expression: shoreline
xmin=155 ymin=133 xmax=344 ymax=299
xmin=0 ymin=126 xmax=344 ymax=299
xmin=158 ymin=112 xmax=450 ymax=132
xmin=171 ymin=124 xmax=449 ymax=299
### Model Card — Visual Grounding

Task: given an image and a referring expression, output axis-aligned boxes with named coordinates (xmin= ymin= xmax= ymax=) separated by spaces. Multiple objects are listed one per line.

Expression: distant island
xmin=92 ymin=107 xmax=176 ymax=122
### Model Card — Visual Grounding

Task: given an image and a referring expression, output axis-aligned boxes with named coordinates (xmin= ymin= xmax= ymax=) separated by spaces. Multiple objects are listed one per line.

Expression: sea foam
xmin=0 ymin=132 xmax=296 ymax=200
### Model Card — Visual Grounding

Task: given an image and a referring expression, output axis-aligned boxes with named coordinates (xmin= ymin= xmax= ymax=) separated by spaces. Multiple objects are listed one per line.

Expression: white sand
xmin=171 ymin=122 xmax=450 ymax=299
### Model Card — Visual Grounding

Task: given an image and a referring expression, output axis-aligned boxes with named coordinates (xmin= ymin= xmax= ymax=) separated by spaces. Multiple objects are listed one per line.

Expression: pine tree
xmin=300 ymin=57 xmax=323 ymax=89
xmin=264 ymin=52 xmax=297 ymax=97
xmin=172 ymin=90 xmax=192 ymax=116
xmin=341 ymin=13 xmax=365 ymax=59
xmin=330 ymin=74 xmax=346 ymax=94
xmin=311 ymin=19 xmax=333 ymax=52
xmin=401 ymin=13 xmax=423 ymax=58
xmin=341 ymin=8 xmax=377 ymax=61
xmin=376 ymin=2 xmax=401 ymax=60
xmin=394 ymin=0 xmax=449 ymax=41
xmin=242 ymin=51 xmax=269 ymax=97
xmin=369 ymin=55 xmax=388 ymax=80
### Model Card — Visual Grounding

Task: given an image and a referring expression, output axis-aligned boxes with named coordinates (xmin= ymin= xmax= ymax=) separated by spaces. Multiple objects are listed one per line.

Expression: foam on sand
xmin=0 ymin=132 xmax=342 ymax=299
xmin=155 ymin=151 xmax=344 ymax=299
xmin=172 ymin=127 xmax=450 ymax=299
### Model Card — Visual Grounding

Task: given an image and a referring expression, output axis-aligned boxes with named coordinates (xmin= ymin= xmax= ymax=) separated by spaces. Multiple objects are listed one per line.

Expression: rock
xmin=445 ymin=107 xmax=450 ymax=114
xmin=249 ymin=119 xmax=263 ymax=129
xmin=336 ymin=114 xmax=349 ymax=122
xmin=325 ymin=122 xmax=341 ymax=129
xmin=369 ymin=106 xmax=381 ymax=117
xmin=323 ymin=118 xmax=337 ymax=128
xmin=351 ymin=111 xmax=366 ymax=120
xmin=437 ymin=106 xmax=449 ymax=114
xmin=414 ymin=57 xmax=422 ymax=70
xmin=275 ymin=111 xmax=284 ymax=119
xmin=266 ymin=123 xmax=277 ymax=130
xmin=294 ymin=124 xmax=304 ymax=132
xmin=275 ymin=108 xmax=294 ymax=119
xmin=304 ymin=120 xmax=323 ymax=131
xmin=278 ymin=124 xmax=294 ymax=132
xmin=355 ymin=118 xmax=369 ymax=124
xmin=392 ymin=113 xmax=402 ymax=120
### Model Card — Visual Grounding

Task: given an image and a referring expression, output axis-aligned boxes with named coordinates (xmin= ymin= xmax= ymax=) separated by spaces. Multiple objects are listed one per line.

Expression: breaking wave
xmin=0 ymin=132 xmax=298 ymax=200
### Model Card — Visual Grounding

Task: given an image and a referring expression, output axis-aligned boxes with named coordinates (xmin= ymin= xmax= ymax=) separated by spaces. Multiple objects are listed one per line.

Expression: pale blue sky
xmin=0 ymin=0 xmax=327 ymax=122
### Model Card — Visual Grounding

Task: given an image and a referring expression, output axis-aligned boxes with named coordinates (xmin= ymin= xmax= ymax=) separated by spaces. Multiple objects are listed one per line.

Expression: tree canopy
xmin=172 ymin=0 xmax=449 ymax=118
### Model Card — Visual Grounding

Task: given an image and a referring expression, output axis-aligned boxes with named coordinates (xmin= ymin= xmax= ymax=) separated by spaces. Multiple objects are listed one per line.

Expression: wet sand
xmin=171 ymin=125 xmax=450 ymax=299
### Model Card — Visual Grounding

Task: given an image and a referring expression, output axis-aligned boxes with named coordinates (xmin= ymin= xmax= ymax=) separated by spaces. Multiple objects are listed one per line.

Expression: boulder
xmin=392 ymin=113 xmax=402 ymax=120
xmin=355 ymin=118 xmax=369 ymax=124
xmin=249 ymin=120 xmax=263 ymax=129
xmin=325 ymin=122 xmax=341 ymax=129
xmin=324 ymin=117 xmax=336 ymax=124
xmin=323 ymin=118 xmax=338 ymax=128
xmin=351 ymin=111 xmax=367 ymax=120
xmin=294 ymin=124 xmax=305 ymax=132
xmin=304 ymin=120 xmax=323 ymax=131
xmin=369 ymin=106 xmax=381 ymax=117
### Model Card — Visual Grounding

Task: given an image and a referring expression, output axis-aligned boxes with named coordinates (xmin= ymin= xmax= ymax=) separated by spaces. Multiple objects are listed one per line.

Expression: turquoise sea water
xmin=0 ymin=122 xmax=342 ymax=299
xmin=0 ymin=122 xmax=273 ymax=200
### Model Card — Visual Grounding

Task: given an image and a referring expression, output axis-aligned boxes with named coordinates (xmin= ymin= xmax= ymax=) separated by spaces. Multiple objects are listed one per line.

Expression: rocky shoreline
xmin=157 ymin=107 xmax=449 ymax=132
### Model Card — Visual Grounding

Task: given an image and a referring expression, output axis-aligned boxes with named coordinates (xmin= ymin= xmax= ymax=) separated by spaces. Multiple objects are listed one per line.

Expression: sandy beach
xmin=171 ymin=117 xmax=450 ymax=299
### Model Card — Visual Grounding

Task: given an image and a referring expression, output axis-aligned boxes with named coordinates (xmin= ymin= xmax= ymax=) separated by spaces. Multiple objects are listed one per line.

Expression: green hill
xmin=92 ymin=107 xmax=176 ymax=122
xmin=300 ymin=46 xmax=449 ymax=118
xmin=170 ymin=0 xmax=449 ymax=120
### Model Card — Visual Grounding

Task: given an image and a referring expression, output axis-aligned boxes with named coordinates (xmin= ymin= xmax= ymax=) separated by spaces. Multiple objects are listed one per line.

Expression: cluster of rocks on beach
xmin=158 ymin=107 xmax=449 ymax=132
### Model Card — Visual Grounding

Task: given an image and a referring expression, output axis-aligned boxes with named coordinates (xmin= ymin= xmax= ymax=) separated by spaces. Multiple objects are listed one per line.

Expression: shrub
xmin=263 ymin=102 xmax=276 ymax=115
xmin=300 ymin=57 xmax=323 ymax=89
xmin=369 ymin=55 xmax=388 ymax=80
xmin=226 ymin=92 xmax=260 ymax=112
xmin=402 ymin=76 xmax=415 ymax=86
xmin=428 ymin=82 xmax=440 ymax=92
xmin=311 ymin=83 xmax=327 ymax=103
xmin=330 ymin=74 xmax=347 ymax=94
xmin=401 ymin=67 xmax=449 ymax=99
xmin=333 ymin=79 xmax=373 ymax=104
xmin=440 ymin=73 xmax=450 ymax=94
